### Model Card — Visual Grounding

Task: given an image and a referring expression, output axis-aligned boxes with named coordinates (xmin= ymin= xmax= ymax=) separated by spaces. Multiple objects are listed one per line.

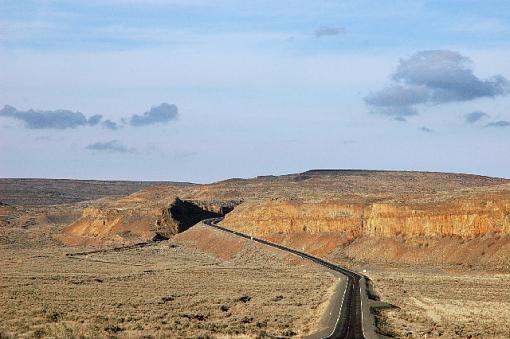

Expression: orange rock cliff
xmin=59 ymin=171 xmax=510 ymax=267
xmin=222 ymin=191 xmax=510 ymax=238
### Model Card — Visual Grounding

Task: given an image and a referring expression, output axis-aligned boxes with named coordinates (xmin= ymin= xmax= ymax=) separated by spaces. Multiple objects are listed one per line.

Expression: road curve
xmin=202 ymin=217 xmax=369 ymax=339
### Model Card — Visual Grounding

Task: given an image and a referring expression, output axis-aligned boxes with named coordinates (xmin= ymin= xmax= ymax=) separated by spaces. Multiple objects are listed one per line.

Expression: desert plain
xmin=1 ymin=170 xmax=510 ymax=338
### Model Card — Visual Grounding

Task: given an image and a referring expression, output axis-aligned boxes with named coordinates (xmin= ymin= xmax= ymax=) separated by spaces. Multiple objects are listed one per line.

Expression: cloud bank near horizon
xmin=85 ymin=140 xmax=134 ymax=153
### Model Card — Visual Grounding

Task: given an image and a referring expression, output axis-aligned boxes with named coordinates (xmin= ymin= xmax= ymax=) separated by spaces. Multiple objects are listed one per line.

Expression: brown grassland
xmin=366 ymin=267 xmax=510 ymax=338
xmin=0 ymin=226 xmax=335 ymax=338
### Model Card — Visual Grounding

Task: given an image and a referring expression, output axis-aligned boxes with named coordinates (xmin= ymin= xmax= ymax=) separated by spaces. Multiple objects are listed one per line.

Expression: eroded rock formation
xmin=222 ymin=190 xmax=510 ymax=238
xmin=56 ymin=170 xmax=510 ymax=267
xmin=59 ymin=184 xmax=238 ymax=245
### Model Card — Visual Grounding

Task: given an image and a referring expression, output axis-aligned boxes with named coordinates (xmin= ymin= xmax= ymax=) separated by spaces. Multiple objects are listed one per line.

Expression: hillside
xmin=3 ymin=170 xmax=509 ymax=266
xmin=50 ymin=170 xmax=510 ymax=269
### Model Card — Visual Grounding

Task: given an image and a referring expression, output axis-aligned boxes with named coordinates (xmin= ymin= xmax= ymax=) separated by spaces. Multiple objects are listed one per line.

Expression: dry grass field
xmin=0 ymin=231 xmax=335 ymax=338
xmin=367 ymin=267 xmax=510 ymax=338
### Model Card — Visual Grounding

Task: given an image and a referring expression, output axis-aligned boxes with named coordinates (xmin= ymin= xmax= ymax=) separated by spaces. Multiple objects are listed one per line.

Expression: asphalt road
xmin=202 ymin=217 xmax=366 ymax=339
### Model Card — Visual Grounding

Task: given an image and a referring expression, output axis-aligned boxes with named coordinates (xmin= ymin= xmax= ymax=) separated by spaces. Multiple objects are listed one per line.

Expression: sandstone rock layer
xmin=222 ymin=191 xmax=510 ymax=238
xmin=57 ymin=171 xmax=510 ymax=268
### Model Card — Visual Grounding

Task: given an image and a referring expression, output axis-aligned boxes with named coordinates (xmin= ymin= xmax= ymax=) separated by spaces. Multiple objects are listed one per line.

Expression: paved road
xmin=202 ymin=217 xmax=367 ymax=339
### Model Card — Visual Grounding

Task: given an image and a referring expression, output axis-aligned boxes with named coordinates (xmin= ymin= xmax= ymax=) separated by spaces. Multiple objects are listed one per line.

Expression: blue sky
xmin=1 ymin=0 xmax=509 ymax=182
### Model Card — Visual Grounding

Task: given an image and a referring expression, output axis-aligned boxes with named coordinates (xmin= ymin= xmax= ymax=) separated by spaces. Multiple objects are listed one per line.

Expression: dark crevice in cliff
xmin=153 ymin=198 xmax=241 ymax=240
xmin=170 ymin=198 xmax=223 ymax=233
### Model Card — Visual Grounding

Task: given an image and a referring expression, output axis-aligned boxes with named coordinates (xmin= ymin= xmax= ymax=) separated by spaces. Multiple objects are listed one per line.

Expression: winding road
xmin=202 ymin=217 xmax=372 ymax=339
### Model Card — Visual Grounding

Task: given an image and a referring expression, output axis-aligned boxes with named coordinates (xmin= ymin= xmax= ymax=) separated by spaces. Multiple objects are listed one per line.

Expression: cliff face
xmin=59 ymin=206 xmax=172 ymax=245
xmin=222 ymin=192 xmax=510 ymax=238
xmin=365 ymin=198 xmax=510 ymax=237
xmin=222 ymin=199 xmax=364 ymax=236
xmin=59 ymin=194 xmax=236 ymax=245
xmin=221 ymin=190 xmax=510 ymax=268
xmin=57 ymin=187 xmax=179 ymax=245
xmin=55 ymin=171 xmax=510 ymax=268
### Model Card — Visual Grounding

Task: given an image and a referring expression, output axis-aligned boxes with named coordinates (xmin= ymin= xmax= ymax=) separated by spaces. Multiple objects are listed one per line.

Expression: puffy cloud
xmin=87 ymin=114 xmax=103 ymax=126
xmin=129 ymin=103 xmax=178 ymax=126
xmin=0 ymin=102 xmax=179 ymax=130
xmin=364 ymin=50 xmax=510 ymax=119
xmin=485 ymin=120 xmax=510 ymax=128
xmin=0 ymin=105 xmax=96 ymax=129
xmin=85 ymin=140 xmax=133 ymax=153
xmin=364 ymin=86 xmax=423 ymax=119
xmin=314 ymin=26 xmax=346 ymax=38
xmin=102 ymin=119 xmax=121 ymax=130
xmin=464 ymin=111 xmax=489 ymax=124
xmin=393 ymin=50 xmax=508 ymax=101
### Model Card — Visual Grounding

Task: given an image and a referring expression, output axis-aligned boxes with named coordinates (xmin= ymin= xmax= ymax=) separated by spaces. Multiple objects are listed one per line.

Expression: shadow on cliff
xmin=153 ymin=198 xmax=239 ymax=241
xmin=170 ymin=199 xmax=223 ymax=232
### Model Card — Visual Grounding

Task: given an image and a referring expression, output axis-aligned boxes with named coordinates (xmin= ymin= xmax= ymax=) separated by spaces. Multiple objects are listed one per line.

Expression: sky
xmin=1 ymin=0 xmax=509 ymax=183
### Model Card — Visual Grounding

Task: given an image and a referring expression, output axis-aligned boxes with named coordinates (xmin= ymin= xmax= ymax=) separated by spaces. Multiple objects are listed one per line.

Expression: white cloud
xmin=86 ymin=140 xmax=134 ymax=153
xmin=365 ymin=50 xmax=510 ymax=119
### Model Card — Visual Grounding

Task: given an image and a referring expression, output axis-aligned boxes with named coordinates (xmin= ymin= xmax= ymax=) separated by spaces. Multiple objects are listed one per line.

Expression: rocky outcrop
xmin=220 ymin=188 xmax=510 ymax=268
xmin=222 ymin=199 xmax=364 ymax=236
xmin=222 ymin=191 xmax=510 ymax=238
xmin=365 ymin=198 xmax=510 ymax=237
xmin=156 ymin=198 xmax=224 ymax=235
xmin=59 ymin=195 xmax=238 ymax=245
xmin=56 ymin=171 xmax=510 ymax=268
xmin=59 ymin=206 xmax=164 ymax=245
